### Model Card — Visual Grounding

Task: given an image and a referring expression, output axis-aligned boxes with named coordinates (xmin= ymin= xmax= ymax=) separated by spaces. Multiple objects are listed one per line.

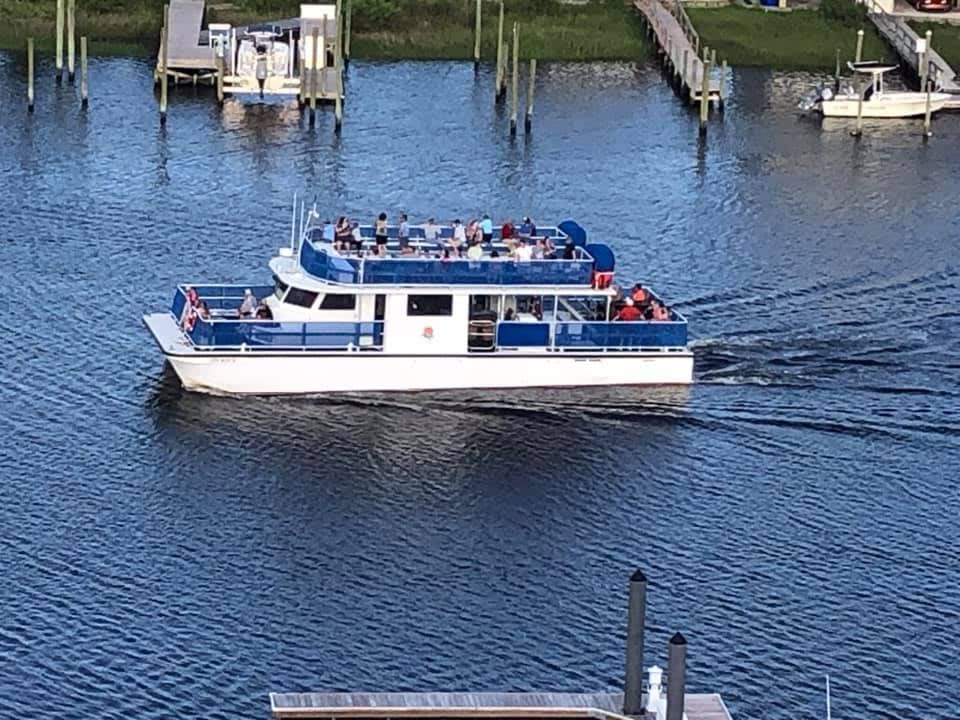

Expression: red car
xmin=912 ymin=0 xmax=952 ymax=12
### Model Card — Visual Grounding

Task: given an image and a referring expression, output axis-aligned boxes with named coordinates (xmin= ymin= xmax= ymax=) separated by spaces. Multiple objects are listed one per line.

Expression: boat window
xmin=319 ymin=294 xmax=357 ymax=310
xmin=407 ymin=294 xmax=453 ymax=316
xmin=273 ymin=274 xmax=289 ymax=300
xmin=284 ymin=287 xmax=319 ymax=308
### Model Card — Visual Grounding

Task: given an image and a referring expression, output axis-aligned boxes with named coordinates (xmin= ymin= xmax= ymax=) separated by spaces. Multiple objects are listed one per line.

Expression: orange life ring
xmin=423 ymin=326 xmax=434 ymax=339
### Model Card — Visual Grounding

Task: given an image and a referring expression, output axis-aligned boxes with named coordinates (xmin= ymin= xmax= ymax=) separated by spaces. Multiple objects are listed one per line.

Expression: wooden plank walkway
xmin=164 ymin=0 xmax=215 ymax=70
xmin=269 ymin=691 xmax=732 ymax=720
xmin=863 ymin=0 xmax=960 ymax=93
xmin=633 ymin=0 xmax=723 ymax=104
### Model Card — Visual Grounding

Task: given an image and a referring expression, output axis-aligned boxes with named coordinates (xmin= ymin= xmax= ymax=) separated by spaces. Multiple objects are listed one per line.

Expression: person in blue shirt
xmin=480 ymin=213 xmax=493 ymax=246
xmin=518 ymin=217 xmax=532 ymax=238
xmin=398 ymin=213 xmax=410 ymax=250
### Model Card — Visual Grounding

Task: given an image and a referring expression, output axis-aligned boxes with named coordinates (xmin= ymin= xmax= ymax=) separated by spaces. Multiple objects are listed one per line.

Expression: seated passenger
xmin=504 ymin=308 xmax=515 ymax=321
xmin=467 ymin=242 xmax=483 ymax=260
xmin=518 ymin=217 xmax=532 ymax=238
xmin=466 ymin=218 xmax=481 ymax=246
xmin=334 ymin=216 xmax=351 ymax=251
xmin=515 ymin=239 xmax=533 ymax=262
xmin=255 ymin=302 xmax=273 ymax=320
xmin=532 ymin=238 xmax=545 ymax=260
xmin=238 ymin=288 xmax=257 ymax=317
xmin=185 ymin=286 xmax=199 ymax=307
xmin=631 ymin=283 xmax=649 ymax=304
xmin=543 ymin=237 xmax=556 ymax=259
xmin=351 ymin=222 xmax=364 ymax=254
xmin=615 ymin=298 xmax=642 ymax=321
xmin=501 ymin=218 xmax=515 ymax=241
xmin=424 ymin=217 xmax=441 ymax=247
xmin=652 ymin=301 xmax=671 ymax=321
xmin=450 ymin=219 xmax=466 ymax=255
xmin=562 ymin=238 xmax=576 ymax=260
xmin=199 ymin=301 xmax=211 ymax=320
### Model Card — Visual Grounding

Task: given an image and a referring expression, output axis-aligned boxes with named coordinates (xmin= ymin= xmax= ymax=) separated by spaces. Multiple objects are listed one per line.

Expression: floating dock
xmin=269 ymin=571 xmax=734 ymax=720
xmin=269 ymin=691 xmax=733 ymax=720
xmin=633 ymin=0 xmax=724 ymax=105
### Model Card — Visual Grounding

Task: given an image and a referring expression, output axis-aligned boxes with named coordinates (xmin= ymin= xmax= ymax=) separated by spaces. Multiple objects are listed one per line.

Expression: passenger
xmin=653 ymin=301 xmax=671 ymax=321
xmin=334 ymin=216 xmax=351 ymax=251
xmin=441 ymin=248 xmax=453 ymax=263
xmin=504 ymin=307 xmax=515 ymax=321
xmin=532 ymin=238 xmax=545 ymax=260
xmin=255 ymin=302 xmax=273 ymax=319
xmin=518 ymin=217 xmax=532 ymax=238
xmin=543 ymin=237 xmax=556 ymax=259
xmin=527 ymin=217 xmax=538 ymax=238
xmin=185 ymin=286 xmax=199 ymax=307
xmin=562 ymin=238 xmax=576 ymax=260
xmin=466 ymin=218 xmax=481 ymax=246
xmin=467 ymin=241 xmax=483 ymax=261
xmin=451 ymin=219 xmax=466 ymax=254
xmin=401 ymin=244 xmax=416 ymax=256
xmin=515 ymin=238 xmax=533 ymax=262
xmin=199 ymin=301 xmax=211 ymax=320
xmin=238 ymin=288 xmax=257 ymax=317
xmin=480 ymin=213 xmax=494 ymax=246
xmin=424 ymin=217 xmax=441 ymax=248
xmin=490 ymin=250 xmax=501 ymax=259
xmin=615 ymin=297 xmax=642 ymax=321
xmin=351 ymin=222 xmax=364 ymax=254
xmin=375 ymin=212 xmax=389 ymax=252
xmin=631 ymin=283 xmax=649 ymax=304
xmin=398 ymin=213 xmax=410 ymax=251
xmin=501 ymin=218 xmax=515 ymax=241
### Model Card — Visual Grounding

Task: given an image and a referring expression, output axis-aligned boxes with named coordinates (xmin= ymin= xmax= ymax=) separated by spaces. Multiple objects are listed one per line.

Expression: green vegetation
xmin=909 ymin=21 xmax=960 ymax=70
xmin=687 ymin=2 xmax=892 ymax=70
xmin=0 ymin=0 xmax=650 ymax=60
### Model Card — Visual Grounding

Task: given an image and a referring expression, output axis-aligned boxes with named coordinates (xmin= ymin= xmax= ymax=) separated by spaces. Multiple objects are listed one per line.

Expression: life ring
xmin=423 ymin=326 xmax=434 ymax=339
xmin=183 ymin=308 xmax=197 ymax=332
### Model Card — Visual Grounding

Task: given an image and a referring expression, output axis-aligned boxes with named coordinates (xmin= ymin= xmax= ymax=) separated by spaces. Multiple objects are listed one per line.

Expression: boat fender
xmin=423 ymin=326 xmax=434 ymax=339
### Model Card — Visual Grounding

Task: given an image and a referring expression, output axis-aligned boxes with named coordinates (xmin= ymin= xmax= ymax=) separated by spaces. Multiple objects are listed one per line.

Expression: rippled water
xmin=0 ymin=52 xmax=958 ymax=720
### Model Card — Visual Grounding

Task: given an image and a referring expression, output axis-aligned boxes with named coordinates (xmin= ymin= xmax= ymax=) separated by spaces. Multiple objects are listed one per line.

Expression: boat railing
xmin=495 ymin=319 xmax=688 ymax=351
xmin=170 ymin=284 xmax=274 ymax=319
xmin=299 ymin=241 xmax=595 ymax=286
xmin=186 ymin=318 xmax=385 ymax=350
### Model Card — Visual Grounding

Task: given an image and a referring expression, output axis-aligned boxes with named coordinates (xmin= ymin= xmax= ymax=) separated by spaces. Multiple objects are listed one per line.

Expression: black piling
xmin=623 ymin=569 xmax=647 ymax=716
xmin=666 ymin=632 xmax=687 ymax=720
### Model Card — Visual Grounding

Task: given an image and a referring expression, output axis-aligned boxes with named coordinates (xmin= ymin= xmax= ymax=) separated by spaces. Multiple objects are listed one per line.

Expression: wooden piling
xmin=216 ymin=54 xmax=224 ymax=105
xmin=495 ymin=0 xmax=505 ymax=101
xmin=473 ymin=0 xmax=482 ymax=72
xmin=55 ymin=0 xmax=64 ymax=82
xmin=310 ymin=26 xmax=319 ymax=125
xmin=719 ymin=59 xmax=727 ymax=108
xmin=67 ymin=0 xmax=76 ymax=82
xmin=855 ymin=28 xmax=863 ymax=63
xmin=510 ymin=22 xmax=518 ymax=135
xmin=851 ymin=77 xmax=865 ymax=137
xmin=335 ymin=0 xmax=343 ymax=132
xmin=80 ymin=35 xmax=88 ymax=107
xmin=699 ymin=58 xmax=710 ymax=135
xmin=27 ymin=37 xmax=35 ymax=112
xmin=344 ymin=0 xmax=352 ymax=68
xmin=923 ymin=29 xmax=933 ymax=137
xmin=524 ymin=58 xmax=535 ymax=133
xmin=160 ymin=4 xmax=169 ymax=125
xmin=834 ymin=48 xmax=841 ymax=92
xmin=682 ymin=49 xmax=689 ymax=97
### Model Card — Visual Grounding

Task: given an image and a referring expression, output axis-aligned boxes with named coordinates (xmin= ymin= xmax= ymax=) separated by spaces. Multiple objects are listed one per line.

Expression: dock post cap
xmin=629 ymin=568 xmax=647 ymax=583
xmin=669 ymin=631 xmax=687 ymax=646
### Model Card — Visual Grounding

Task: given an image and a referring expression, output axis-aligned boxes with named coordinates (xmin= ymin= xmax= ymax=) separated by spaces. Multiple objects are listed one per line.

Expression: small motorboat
xmin=799 ymin=61 xmax=952 ymax=118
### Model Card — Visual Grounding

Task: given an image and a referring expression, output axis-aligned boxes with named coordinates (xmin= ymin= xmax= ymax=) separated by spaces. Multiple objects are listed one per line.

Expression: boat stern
xmin=143 ymin=312 xmax=192 ymax=356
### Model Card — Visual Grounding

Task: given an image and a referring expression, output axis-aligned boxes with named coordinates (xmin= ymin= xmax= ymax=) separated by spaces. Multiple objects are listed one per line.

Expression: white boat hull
xmin=820 ymin=92 xmax=951 ymax=117
xmin=145 ymin=314 xmax=692 ymax=395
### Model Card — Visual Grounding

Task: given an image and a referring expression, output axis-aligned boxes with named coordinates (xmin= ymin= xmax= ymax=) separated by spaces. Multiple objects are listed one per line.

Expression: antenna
xmin=290 ymin=192 xmax=298 ymax=251
xmin=825 ymin=674 xmax=832 ymax=720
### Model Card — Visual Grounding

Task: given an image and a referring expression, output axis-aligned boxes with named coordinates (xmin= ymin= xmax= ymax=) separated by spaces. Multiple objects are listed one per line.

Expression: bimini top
xmin=295 ymin=219 xmax=616 ymax=288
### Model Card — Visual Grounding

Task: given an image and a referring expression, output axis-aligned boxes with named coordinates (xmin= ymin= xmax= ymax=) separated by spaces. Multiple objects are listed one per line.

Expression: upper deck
xmin=296 ymin=220 xmax=611 ymax=288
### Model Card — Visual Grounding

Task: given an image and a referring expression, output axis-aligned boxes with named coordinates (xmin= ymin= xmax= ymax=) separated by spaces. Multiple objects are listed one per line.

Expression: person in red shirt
xmin=616 ymin=298 xmax=642 ymax=321
xmin=631 ymin=283 xmax=648 ymax=304
xmin=501 ymin=219 xmax=515 ymax=241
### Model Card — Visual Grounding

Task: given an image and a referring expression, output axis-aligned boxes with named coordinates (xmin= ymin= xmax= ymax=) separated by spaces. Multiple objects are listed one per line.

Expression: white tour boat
xmin=143 ymin=209 xmax=693 ymax=395
xmin=800 ymin=61 xmax=952 ymax=118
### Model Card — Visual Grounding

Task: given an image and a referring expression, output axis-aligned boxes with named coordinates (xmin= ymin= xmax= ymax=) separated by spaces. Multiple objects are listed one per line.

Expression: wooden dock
xmin=159 ymin=0 xmax=216 ymax=80
xmin=863 ymin=0 xmax=960 ymax=93
xmin=269 ymin=691 xmax=733 ymax=720
xmin=633 ymin=0 xmax=723 ymax=105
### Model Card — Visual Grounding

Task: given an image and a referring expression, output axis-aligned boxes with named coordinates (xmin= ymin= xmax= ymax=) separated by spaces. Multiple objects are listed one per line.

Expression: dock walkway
xmin=633 ymin=0 xmax=723 ymax=104
xmin=161 ymin=0 xmax=216 ymax=75
xmin=269 ymin=691 xmax=732 ymax=720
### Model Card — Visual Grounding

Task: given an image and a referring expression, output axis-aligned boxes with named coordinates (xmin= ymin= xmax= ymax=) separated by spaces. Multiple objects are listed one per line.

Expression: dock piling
xmin=216 ymin=55 xmax=224 ymax=106
xmin=524 ymin=58 xmax=535 ymax=133
xmin=495 ymin=0 xmax=505 ymax=102
xmin=699 ymin=58 xmax=710 ymax=135
xmin=55 ymin=0 xmax=64 ymax=82
xmin=160 ymin=4 xmax=169 ymax=125
xmin=923 ymin=29 xmax=933 ymax=137
xmin=27 ymin=38 xmax=35 ymax=112
xmin=510 ymin=22 xmax=518 ymax=135
xmin=622 ymin=569 xmax=647 ymax=716
xmin=666 ymin=633 xmax=688 ymax=720
xmin=474 ymin=0 xmax=482 ymax=72
xmin=682 ymin=49 xmax=689 ymax=98
xmin=834 ymin=48 xmax=841 ymax=92
xmin=67 ymin=0 xmax=76 ymax=82
xmin=80 ymin=36 xmax=88 ymax=107
xmin=335 ymin=0 xmax=343 ymax=133
xmin=719 ymin=59 xmax=727 ymax=108
xmin=851 ymin=77 xmax=865 ymax=137
xmin=855 ymin=28 xmax=864 ymax=63
xmin=344 ymin=0 xmax=352 ymax=68
xmin=309 ymin=27 xmax=319 ymax=125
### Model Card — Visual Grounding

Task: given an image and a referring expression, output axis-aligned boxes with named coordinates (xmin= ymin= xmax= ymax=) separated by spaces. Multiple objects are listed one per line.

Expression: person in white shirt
xmin=450 ymin=219 xmax=467 ymax=255
xmin=515 ymin=239 xmax=533 ymax=261
xmin=424 ymin=217 xmax=441 ymax=248
xmin=238 ymin=289 xmax=256 ymax=317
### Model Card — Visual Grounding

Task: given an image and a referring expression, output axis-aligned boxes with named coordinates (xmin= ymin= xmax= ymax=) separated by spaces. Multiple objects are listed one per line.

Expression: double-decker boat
xmin=143 ymin=209 xmax=693 ymax=395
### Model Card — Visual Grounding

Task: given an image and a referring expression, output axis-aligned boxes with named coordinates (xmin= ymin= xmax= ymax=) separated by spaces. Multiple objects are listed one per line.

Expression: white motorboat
xmin=799 ymin=61 xmax=952 ymax=118
xmin=143 ymin=204 xmax=693 ymax=395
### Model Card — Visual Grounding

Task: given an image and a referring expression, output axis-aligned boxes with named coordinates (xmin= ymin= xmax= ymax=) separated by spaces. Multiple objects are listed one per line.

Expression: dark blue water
xmin=0 ymin=52 xmax=958 ymax=720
